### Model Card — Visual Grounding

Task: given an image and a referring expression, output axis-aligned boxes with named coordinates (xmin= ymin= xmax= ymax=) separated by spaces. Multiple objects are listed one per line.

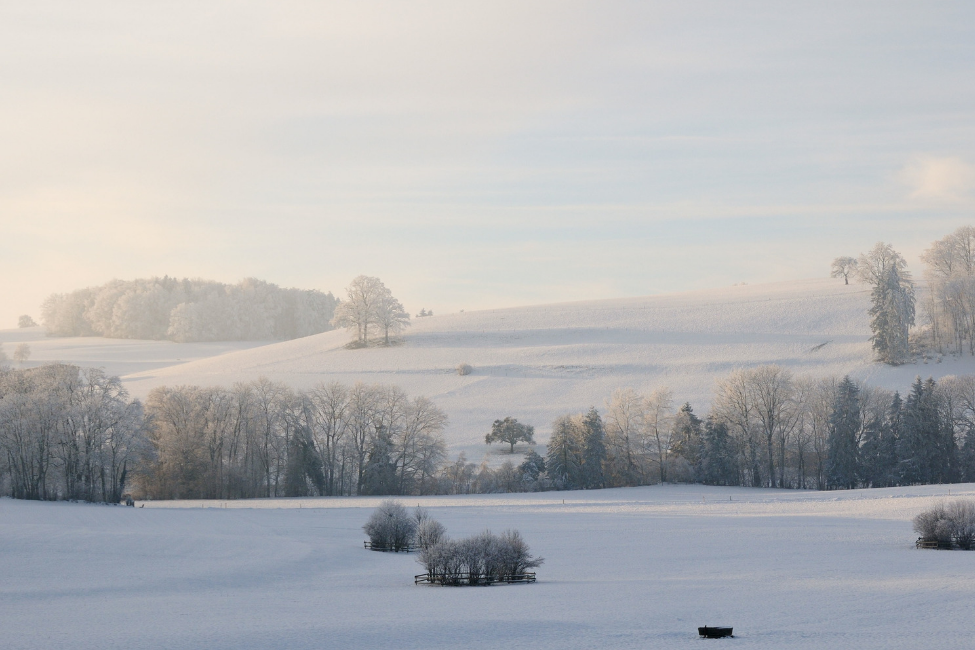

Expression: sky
xmin=2 ymin=1 xmax=975 ymax=327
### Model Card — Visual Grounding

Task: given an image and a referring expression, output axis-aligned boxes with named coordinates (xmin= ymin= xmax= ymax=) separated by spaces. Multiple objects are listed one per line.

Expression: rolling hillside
xmin=114 ymin=277 xmax=975 ymax=459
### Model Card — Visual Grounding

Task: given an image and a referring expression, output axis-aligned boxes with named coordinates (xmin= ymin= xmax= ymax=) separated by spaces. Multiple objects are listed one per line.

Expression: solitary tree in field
xmin=332 ymin=276 xmax=409 ymax=346
xmin=12 ymin=344 xmax=30 ymax=364
xmin=831 ymin=257 xmax=858 ymax=285
xmin=486 ymin=417 xmax=535 ymax=453
xmin=17 ymin=315 xmax=37 ymax=328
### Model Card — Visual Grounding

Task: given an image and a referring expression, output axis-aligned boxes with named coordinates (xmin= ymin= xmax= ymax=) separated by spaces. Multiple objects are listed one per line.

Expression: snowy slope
xmin=119 ymin=278 xmax=975 ymax=457
xmin=1 ymin=484 xmax=973 ymax=650
xmin=0 ymin=327 xmax=268 ymax=379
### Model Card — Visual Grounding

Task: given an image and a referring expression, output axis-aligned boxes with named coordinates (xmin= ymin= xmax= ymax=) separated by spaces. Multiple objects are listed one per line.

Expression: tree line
xmin=5 ymin=362 xmax=975 ymax=502
xmin=41 ymin=276 xmax=338 ymax=342
xmin=514 ymin=367 xmax=975 ymax=492
xmin=0 ymin=364 xmax=144 ymax=502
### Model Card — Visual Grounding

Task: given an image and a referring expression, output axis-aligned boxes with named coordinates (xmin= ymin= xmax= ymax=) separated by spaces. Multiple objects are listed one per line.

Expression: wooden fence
xmin=364 ymin=541 xmax=416 ymax=552
xmin=414 ymin=572 xmax=536 ymax=586
xmin=915 ymin=537 xmax=973 ymax=550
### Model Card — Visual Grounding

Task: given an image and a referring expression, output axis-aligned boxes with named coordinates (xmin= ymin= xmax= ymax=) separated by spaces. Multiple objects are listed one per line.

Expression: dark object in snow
xmin=698 ymin=626 xmax=733 ymax=638
xmin=414 ymin=572 xmax=536 ymax=586
xmin=364 ymin=540 xmax=416 ymax=552
xmin=124 ymin=495 xmax=135 ymax=507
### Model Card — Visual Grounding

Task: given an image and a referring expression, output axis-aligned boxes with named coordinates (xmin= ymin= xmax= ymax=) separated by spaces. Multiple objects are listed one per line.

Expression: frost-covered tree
xmin=485 ymin=417 xmax=535 ymax=453
xmin=332 ymin=275 xmax=408 ymax=346
xmin=518 ymin=448 xmax=546 ymax=485
xmin=0 ymin=364 xmax=145 ymax=502
xmin=375 ymin=287 xmax=410 ymax=345
xmin=831 ymin=256 xmax=859 ymax=285
xmin=363 ymin=500 xmax=417 ymax=550
xmin=858 ymin=242 xmax=915 ymax=364
xmin=642 ymin=388 xmax=674 ymax=483
xmin=670 ymin=402 xmax=703 ymax=476
xmin=12 ymin=344 xmax=30 ymax=364
xmin=604 ymin=388 xmax=647 ymax=486
xmin=546 ymin=415 xmax=583 ymax=489
xmin=826 ymin=376 xmax=861 ymax=489
xmin=579 ymin=407 xmax=606 ymax=489
xmin=699 ymin=417 xmax=737 ymax=485
xmin=18 ymin=315 xmax=37 ymax=328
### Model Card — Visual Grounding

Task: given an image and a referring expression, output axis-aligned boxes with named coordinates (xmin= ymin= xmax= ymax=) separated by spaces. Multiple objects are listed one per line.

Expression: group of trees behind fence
xmin=362 ymin=501 xmax=542 ymax=585
xmin=41 ymin=276 xmax=337 ymax=342
xmin=914 ymin=500 xmax=975 ymax=549
xmin=0 ymin=364 xmax=144 ymax=502
xmin=417 ymin=529 xmax=543 ymax=585
xmin=363 ymin=500 xmax=447 ymax=551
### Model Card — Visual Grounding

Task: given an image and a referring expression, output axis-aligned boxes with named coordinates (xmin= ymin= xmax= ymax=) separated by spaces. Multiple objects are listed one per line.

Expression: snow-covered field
xmin=2 ymin=484 xmax=973 ymax=649
xmin=0 ymin=327 xmax=265 ymax=379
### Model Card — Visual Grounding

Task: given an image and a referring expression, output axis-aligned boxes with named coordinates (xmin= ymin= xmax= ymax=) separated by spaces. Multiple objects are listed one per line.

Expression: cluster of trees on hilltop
xmin=498 ymin=368 xmax=975 ymax=493
xmin=41 ymin=277 xmax=338 ymax=342
xmin=0 ymin=364 xmax=144 ymax=502
xmin=331 ymin=275 xmax=410 ymax=346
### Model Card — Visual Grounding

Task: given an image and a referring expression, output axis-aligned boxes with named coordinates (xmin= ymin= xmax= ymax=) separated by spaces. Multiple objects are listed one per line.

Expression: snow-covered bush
xmin=417 ymin=529 xmax=543 ymax=585
xmin=416 ymin=517 xmax=447 ymax=550
xmin=456 ymin=363 xmax=472 ymax=376
xmin=363 ymin=500 xmax=417 ymax=551
xmin=913 ymin=500 xmax=975 ymax=549
xmin=948 ymin=500 xmax=975 ymax=550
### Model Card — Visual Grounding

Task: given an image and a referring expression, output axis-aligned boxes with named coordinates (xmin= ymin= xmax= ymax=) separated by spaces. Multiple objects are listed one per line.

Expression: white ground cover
xmin=0 ymin=326 xmax=265 ymax=379
xmin=2 ymin=484 xmax=973 ymax=649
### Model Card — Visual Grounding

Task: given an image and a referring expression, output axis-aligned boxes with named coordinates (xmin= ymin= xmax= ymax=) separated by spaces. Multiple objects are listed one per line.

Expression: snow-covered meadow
xmin=2 ymin=484 xmax=972 ymax=649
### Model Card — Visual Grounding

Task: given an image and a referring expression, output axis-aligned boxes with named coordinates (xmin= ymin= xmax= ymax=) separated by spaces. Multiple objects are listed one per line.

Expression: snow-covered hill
xmin=114 ymin=278 xmax=975 ymax=458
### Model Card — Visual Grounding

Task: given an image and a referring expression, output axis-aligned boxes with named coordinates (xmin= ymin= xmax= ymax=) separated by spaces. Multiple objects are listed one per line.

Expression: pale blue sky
xmin=2 ymin=1 xmax=974 ymax=326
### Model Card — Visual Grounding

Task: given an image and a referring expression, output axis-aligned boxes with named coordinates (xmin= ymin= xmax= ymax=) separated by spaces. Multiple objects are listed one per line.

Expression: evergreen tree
xmin=896 ymin=377 xmax=953 ymax=485
xmin=874 ymin=392 xmax=902 ymax=487
xmin=826 ymin=376 xmax=861 ymax=489
xmin=546 ymin=415 xmax=583 ymax=489
xmin=580 ymin=407 xmax=607 ymax=489
xmin=959 ymin=424 xmax=975 ymax=483
xmin=670 ymin=402 xmax=703 ymax=469
xmin=699 ymin=417 xmax=738 ymax=486
xmin=518 ymin=448 xmax=546 ymax=484
xmin=859 ymin=242 xmax=915 ymax=364
xmin=361 ymin=425 xmax=398 ymax=495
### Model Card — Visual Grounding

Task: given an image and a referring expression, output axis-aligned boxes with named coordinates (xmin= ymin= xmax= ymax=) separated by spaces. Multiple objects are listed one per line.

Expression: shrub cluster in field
xmin=363 ymin=500 xmax=543 ymax=585
xmin=417 ymin=529 xmax=543 ymax=585
xmin=362 ymin=501 xmax=445 ymax=551
xmin=913 ymin=500 xmax=975 ymax=549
